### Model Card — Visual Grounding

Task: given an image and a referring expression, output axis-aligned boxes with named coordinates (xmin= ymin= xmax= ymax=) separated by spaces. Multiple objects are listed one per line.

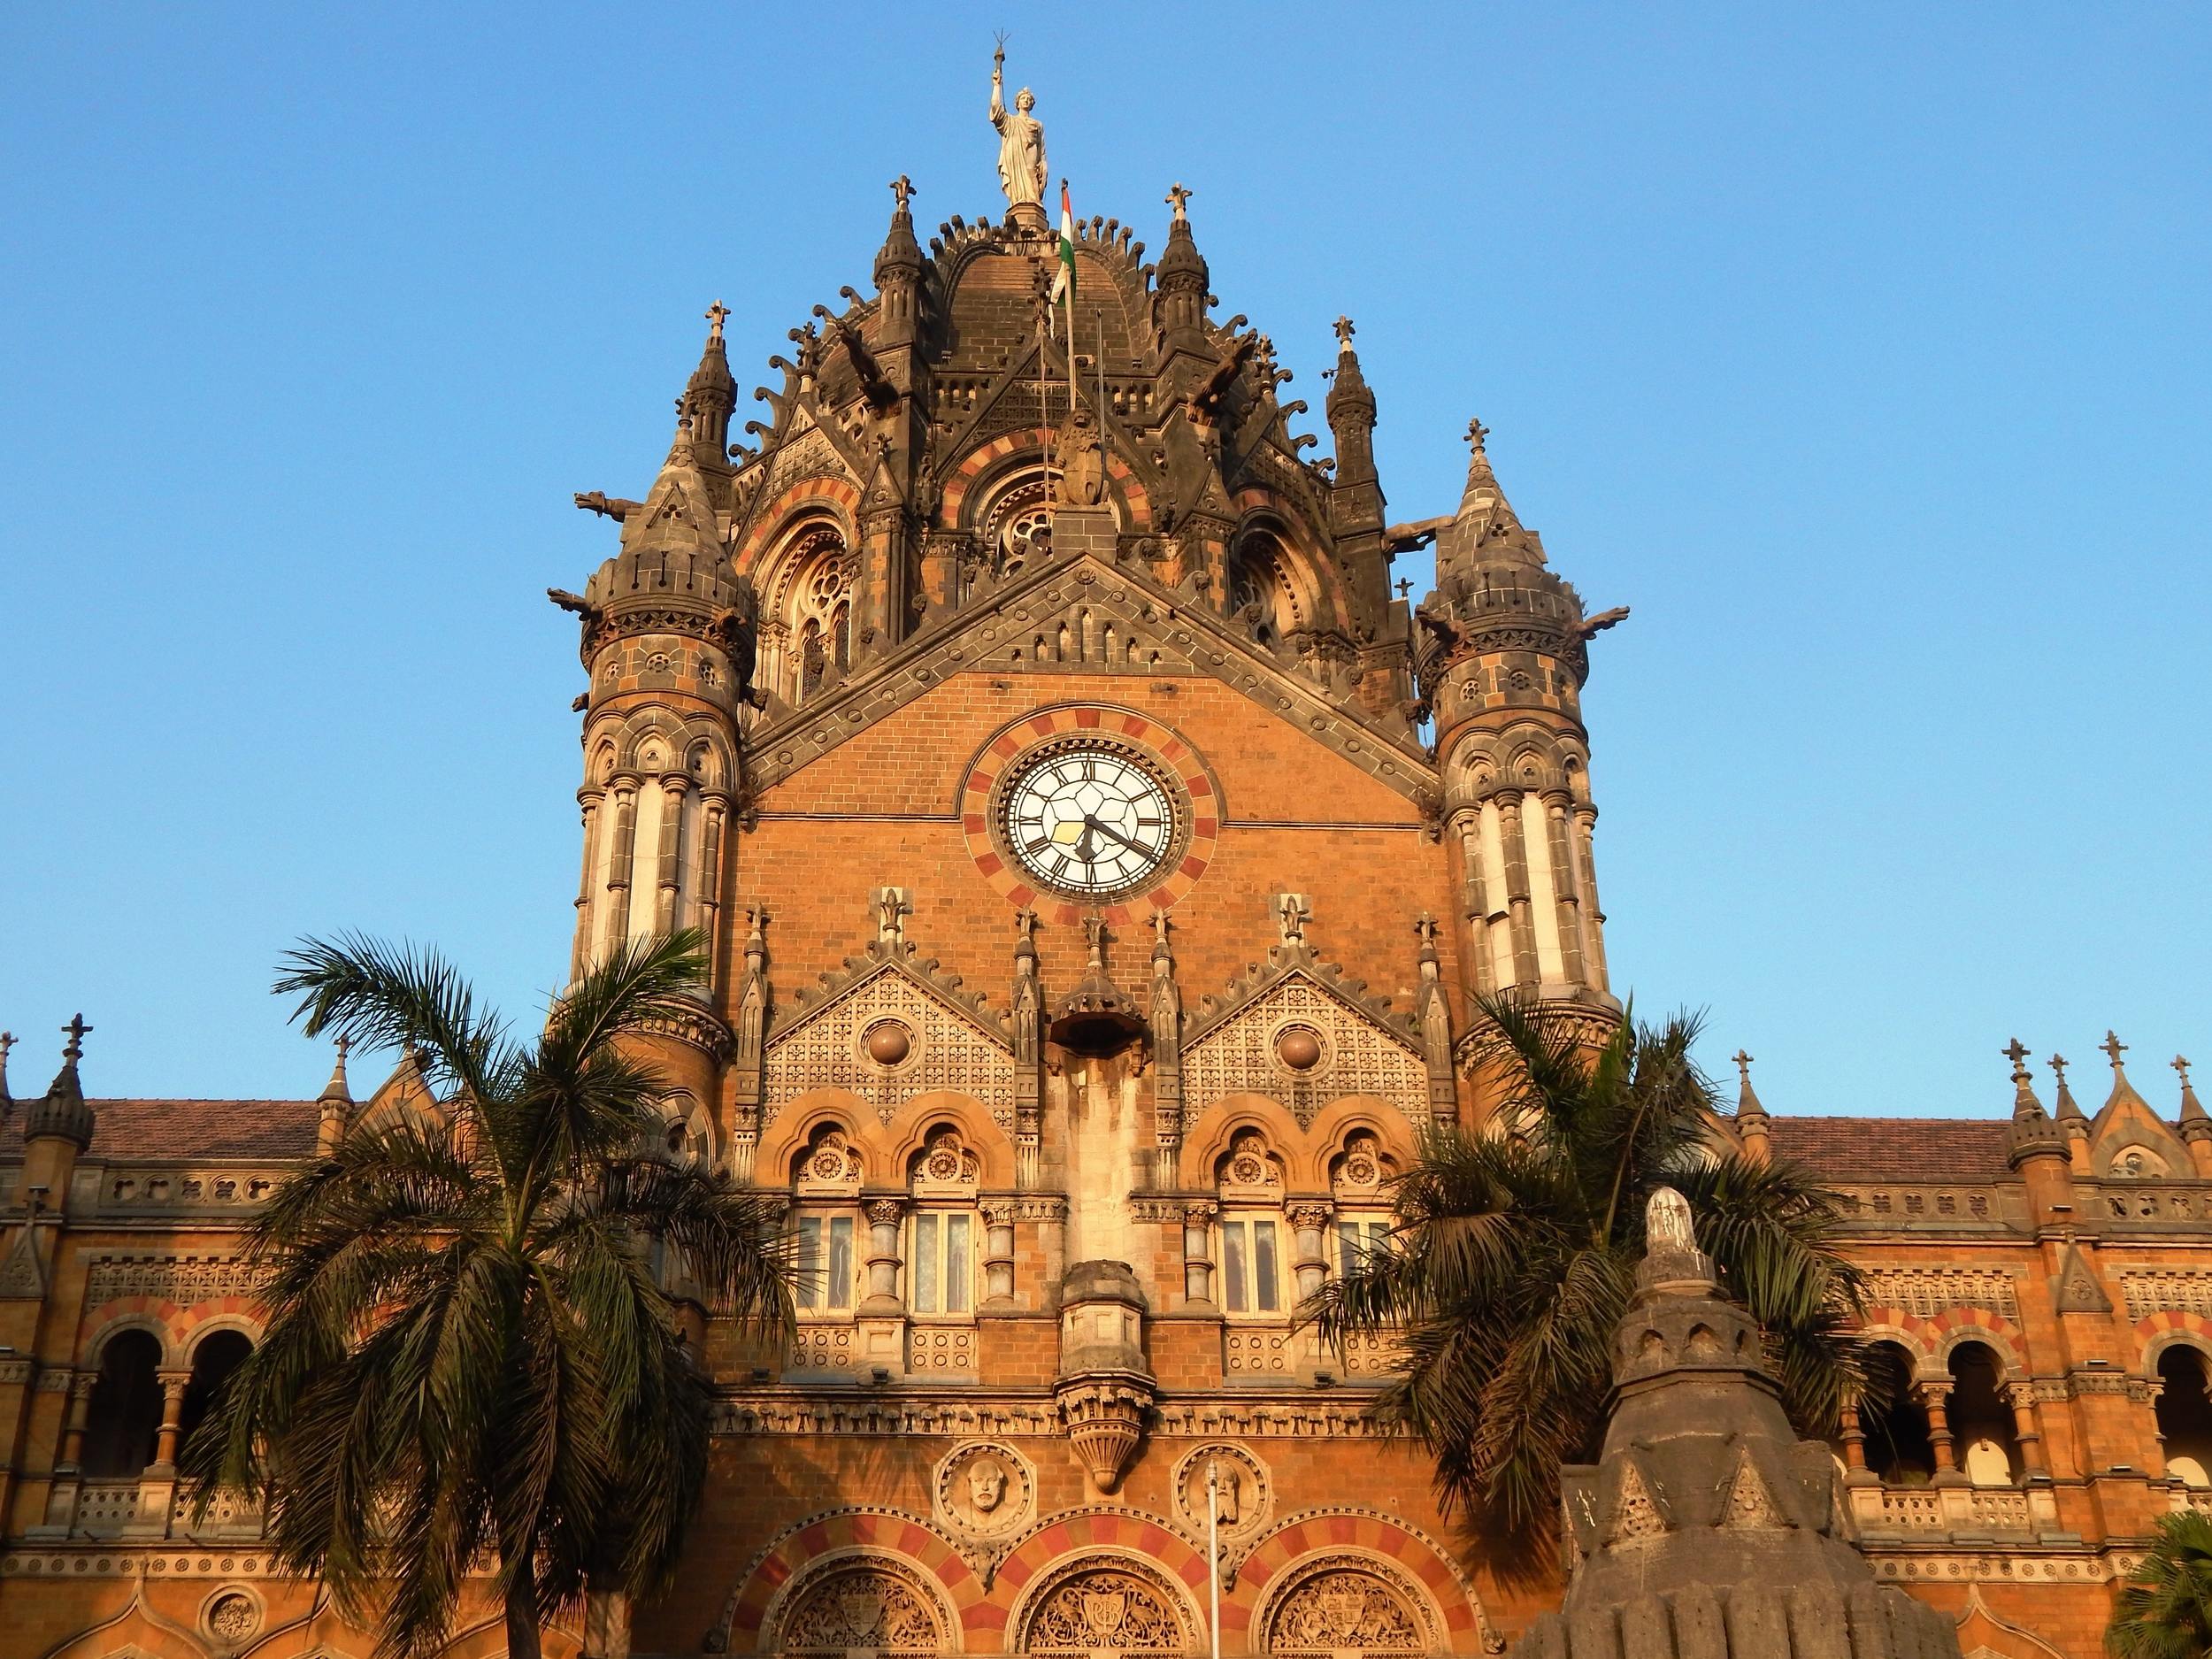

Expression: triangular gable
xmin=765 ymin=946 xmax=1015 ymax=1131
xmin=1180 ymin=945 xmax=1428 ymax=1130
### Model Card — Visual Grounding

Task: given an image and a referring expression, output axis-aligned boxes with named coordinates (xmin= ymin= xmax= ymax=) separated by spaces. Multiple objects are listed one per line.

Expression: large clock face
xmin=1002 ymin=744 xmax=1180 ymax=897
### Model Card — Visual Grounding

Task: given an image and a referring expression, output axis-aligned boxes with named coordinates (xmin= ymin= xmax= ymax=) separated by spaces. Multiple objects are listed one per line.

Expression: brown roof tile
xmin=1766 ymin=1117 xmax=2014 ymax=1184
xmin=0 ymin=1099 xmax=319 ymax=1161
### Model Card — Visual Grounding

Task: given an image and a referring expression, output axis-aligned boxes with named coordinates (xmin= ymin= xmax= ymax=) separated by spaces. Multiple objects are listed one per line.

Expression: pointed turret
xmin=316 ymin=1034 xmax=354 ymax=1155
xmin=25 ymin=1015 xmax=94 ymax=1154
xmin=1432 ymin=417 xmax=1544 ymax=576
xmin=1151 ymin=183 xmax=1209 ymax=356
xmin=1515 ymin=1190 xmax=1962 ymax=1659
xmin=1324 ymin=315 xmax=1384 ymax=537
xmin=2047 ymin=1052 xmax=2090 ymax=1173
xmin=1732 ymin=1048 xmax=1771 ymax=1164
xmin=0 ymin=1030 xmax=13 ymax=1113
xmin=680 ymin=300 xmax=738 ymax=458
xmin=2176 ymin=1056 xmax=2212 ymax=1177
xmin=2004 ymin=1037 xmax=2063 ymax=1159
xmin=872 ymin=175 xmax=926 ymax=349
xmin=2099 ymin=1029 xmax=2148 ymax=1110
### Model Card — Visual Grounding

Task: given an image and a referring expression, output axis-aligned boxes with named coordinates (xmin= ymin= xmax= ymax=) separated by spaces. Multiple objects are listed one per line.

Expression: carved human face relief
xmin=967 ymin=1456 xmax=1008 ymax=1513
xmin=933 ymin=1440 xmax=1034 ymax=1540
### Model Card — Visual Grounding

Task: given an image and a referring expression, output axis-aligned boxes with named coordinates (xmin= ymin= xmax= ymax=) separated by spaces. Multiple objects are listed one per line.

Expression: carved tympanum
xmin=1265 ymin=1560 xmax=1426 ymax=1656
xmin=778 ymin=1561 xmax=947 ymax=1657
xmin=1023 ymin=1564 xmax=1190 ymax=1655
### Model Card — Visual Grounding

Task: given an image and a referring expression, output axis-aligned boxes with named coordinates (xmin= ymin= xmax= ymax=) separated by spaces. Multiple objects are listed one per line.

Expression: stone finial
xmin=1333 ymin=314 xmax=1356 ymax=352
xmin=60 ymin=1013 xmax=90 ymax=1061
xmin=2049 ymin=1052 xmax=2085 ymax=1125
xmin=2004 ymin=1037 xmax=2047 ymax=1116
xmin=1274 ymin=893 xmax=1311 ymax=946
xmin=704 ymin=299 xmax=730 ymax=342
xmin=1647 ymin=1187 xmax=1697 ymax=1255
xmin=25 ymin=1014 xmax=95 ymax=1151
xmin=874 ymin=887 xmax=910 ymax=947
xmin=1732 ymin=1048 xmax=1770 ymax=1125
xmin=0 ymin=1030 xmax=12 ymax=1106
xmin=1466 ymin=417 xmax=1491 ymax=451
xmin=1165 ymin=181 xmax=1193 ymax=221
xmin=319 ymin=1034 xmax=353 ymax=1106
xmin=888 ymin=173 xmax=915 ymax=211
xmin=2177 ymin=1056 xmax=2208 ymax=1129
xmin=2102 ymin=1030 xmax=2129 ymax=1071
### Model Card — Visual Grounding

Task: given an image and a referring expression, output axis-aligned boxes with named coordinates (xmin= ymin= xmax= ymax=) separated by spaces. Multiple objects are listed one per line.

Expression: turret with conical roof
xmin=21 ymin=1016 xmax=96 ymax=1214
xmin=1513 ymin=1189 xmax=1962 ymax=1659
xmin=2177 ymin=1056 xmax=2212 ymax=1178
xmin=1424 ymin=419 xmax=1625 ymax=1054
xmin=316 ymin=1034 xmax=354 ymax=1155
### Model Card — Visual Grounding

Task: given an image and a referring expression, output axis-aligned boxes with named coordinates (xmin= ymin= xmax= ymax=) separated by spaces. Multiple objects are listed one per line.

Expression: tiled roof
xmin=0 ymin=1098 xmax=319 ymax=1161
xmin=1766 ymin=1116 xmax=2015 ymax=1184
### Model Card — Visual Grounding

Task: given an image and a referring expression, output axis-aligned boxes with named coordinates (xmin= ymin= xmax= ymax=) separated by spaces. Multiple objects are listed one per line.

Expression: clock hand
xmin=1082 ymin=815 xmax=1151 ymax=856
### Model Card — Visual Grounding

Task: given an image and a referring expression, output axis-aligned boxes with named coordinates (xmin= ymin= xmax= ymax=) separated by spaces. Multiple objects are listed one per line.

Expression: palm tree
xmin=1301 ymin=995 xmax=1866 ymax=1533
xmin=2108 ymin=1509 xmax=2212 ymax=1659
xmin=181 ymin=929 xmax=793 ymax=1659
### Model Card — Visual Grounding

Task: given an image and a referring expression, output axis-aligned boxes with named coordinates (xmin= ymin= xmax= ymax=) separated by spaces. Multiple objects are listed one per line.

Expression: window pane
xmin=795 ymin=1217 xmax=822 ymax=1311
xmin=914 ymin=1214 xmax=940 ymax=1313
xmin=1254 ymin=1219 xmax=1279 ymax=1311
xmin=1222 ymin=1220 xmax=1248 ymax=1313
xmin=1338 ymin=1220 xmax=1361 ymax=1271
xmin=1366 ymin=1219 xmax=1391 ymax=1248
xmin=945 ymin=1214 xmax=972 ymax=1313
xmin=827 ymin=1216 xmax=854 ymax=1310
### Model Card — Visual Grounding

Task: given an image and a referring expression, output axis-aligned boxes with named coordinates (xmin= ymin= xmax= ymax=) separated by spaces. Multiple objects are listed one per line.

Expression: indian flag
xmin=1048 ymin=179 xmax=1075 ymax=334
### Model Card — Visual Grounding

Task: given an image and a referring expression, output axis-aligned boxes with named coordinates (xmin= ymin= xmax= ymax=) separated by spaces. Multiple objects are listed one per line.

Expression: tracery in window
xmin=781 ymin=528 xmax=854 ymax=706
xmin=1217 ymin=1129 xmax=1287 ymax=1317
xmin=792 ymin=1124 xmax=864 ymax=1315
xmin=907 ymin=1125 xmax=981 ymax=1317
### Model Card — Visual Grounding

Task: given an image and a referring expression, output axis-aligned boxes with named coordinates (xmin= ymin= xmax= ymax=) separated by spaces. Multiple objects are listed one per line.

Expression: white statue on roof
xmin=989 ymin=36 xmax=1046 ymax=211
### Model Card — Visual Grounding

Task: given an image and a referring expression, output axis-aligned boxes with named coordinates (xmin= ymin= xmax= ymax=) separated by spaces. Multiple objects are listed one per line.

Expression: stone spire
xmin=680 ymin=302 xmax=738 ymax=458
xmin=1152 ymin=184 xmax=1209 ymax=353
xmin=1432 ymin=417 xmax=1543 ymax=576
xmin=2047 ymin=1051 xmax=2087 ymax=1130
xmin=1324 ymin=315 xmax=1385 ymax=537
xmin=873 ymin=176 xmax=926 ymax=349
xmin=25 ymin=1015 xmax=95 ymax=1153
xmin=0 ymin=1030 xmax=12 ymax=1111
xmin=1513 ymin=1189 xmax=1962 ymax=1659
xmin=1733 ymin=1048 xmax=1771 ymax=1164
xmin=2101 ymin=1029 xmax=2148 ymax=1109
xmin=316 ymin=1034 xmax=354 ymax=1156
xmin=2005 ymin=1037 xmax=2065 ymax=1166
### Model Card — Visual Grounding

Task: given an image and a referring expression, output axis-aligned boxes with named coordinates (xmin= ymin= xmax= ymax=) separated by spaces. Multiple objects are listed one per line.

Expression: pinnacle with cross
xmin=1275 ymin=893 xmax=1310 ymax=944
xmin=61 ymin=1013 xmax=91 ymax=1060
xmin=2103 ymin=1031 xmax=2129 ymax=1069
xmin=1165 ymin=182 xmax=1193 ymax=221
xmin=1414 ymin=913 xmax=1440 ymax=947
xmin=1732 ymin=1048 xmax=1755 ymax=1085
xmin=1333 ymin=315 xmax=1356 ymax=349
xmin=2049 ymin=1052 xmax=2068 ymax=1082
xmin=1467 ymin=417 xmax=1491 ymax=450
xmin=1395 ymin=578 xmax=1413 ymax=599
xmin=704 ymin=300 xmax=730 ymax=342
xmin=1083 ymin=915 xmax=1110 ymax=967
xmin=2003 ymin=1037 xmax=2032 ymax=1079
xmin=1151 ymin=910 xmax=1172 ymax=947
xmin=334 ymin=1033 xmax=351 ymax=1063
xmin=888 ymin=174 xmax=915 ymax=211
xmin=2177 ymin=1056 xmax=2194 ymax=1087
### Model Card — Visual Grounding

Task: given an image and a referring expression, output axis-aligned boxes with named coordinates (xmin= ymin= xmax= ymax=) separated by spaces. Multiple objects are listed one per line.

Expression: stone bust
xmin=966 ymin=1455 xmax=1009 ymax=1515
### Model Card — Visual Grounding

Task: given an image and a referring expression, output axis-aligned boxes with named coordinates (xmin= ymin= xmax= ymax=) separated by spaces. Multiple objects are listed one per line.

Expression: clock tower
xmin=553 ymin=117 xmax=1624 ymax=1655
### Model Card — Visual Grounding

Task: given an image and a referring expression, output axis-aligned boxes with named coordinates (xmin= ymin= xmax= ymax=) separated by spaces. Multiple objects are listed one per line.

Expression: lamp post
xmin=1206 ymin=1456 xmax=1221 ymax=1659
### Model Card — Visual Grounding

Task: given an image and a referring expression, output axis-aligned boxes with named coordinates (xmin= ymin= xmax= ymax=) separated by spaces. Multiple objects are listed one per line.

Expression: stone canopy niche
xmin=1054 ymin=1259 xmax=1156 ymax=1493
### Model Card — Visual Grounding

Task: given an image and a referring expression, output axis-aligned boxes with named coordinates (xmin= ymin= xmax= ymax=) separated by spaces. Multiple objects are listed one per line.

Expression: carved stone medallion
xmin=204 ymin=1588 xmax=261 ymax=1647
xmin=933 ymin=1439 xmax=1037 ymax=1542
xmin=1171 ymin=1440 xmax=1271 ymax=1541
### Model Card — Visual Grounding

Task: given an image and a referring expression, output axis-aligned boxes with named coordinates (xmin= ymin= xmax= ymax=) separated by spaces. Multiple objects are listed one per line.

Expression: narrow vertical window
xmin=1254 ymin=1218 xmax=1280 ymax=1312
xmin=913 ymin=1213 xmax=941 ymax=1313
xmin=945 ymin=1213 xmax=972 ymax=1313
xmin=1222 ymin=1219 xmax=1249 ymax=1314
xmin=826 ymin=1215 xmax=854 ymax=1311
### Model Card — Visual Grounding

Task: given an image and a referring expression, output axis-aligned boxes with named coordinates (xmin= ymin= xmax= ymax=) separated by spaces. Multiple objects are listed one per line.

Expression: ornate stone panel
xmin=1861 ymin=1268 xmax=2021 ymax=1320
xmin=83 ymin=1254 xmax=269 ymax=1307
xmin=2120 ymin=1270 xmax=2212 ymax=1321
xmin=1171 ymin=1441 xmax=1272 ymax=1545
xmin=1183 ymin=972 xmax=1427 ymax=1127
xmin=1261 ymin=1555 xmax=1434 ymax=1658
xmin=1019 ymin=1559 xmax=1194 ymax=1656
xmin=765 ymin=963 xmax=1014 ymax=1128
xmin=773 ymin=1558 xmax=950 ymax=1657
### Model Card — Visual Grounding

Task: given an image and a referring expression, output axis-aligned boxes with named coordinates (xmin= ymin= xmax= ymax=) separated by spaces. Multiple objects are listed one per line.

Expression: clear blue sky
xmin=2 ymin=4 xmax=2206 ymax=1121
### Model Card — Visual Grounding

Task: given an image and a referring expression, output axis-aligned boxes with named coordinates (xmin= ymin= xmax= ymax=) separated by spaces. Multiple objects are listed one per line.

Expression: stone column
xmin=2141 ymin=1377 xmax=2170 ymax=1480
xmin=859 ymin=1199 xmax=905 ymax=1315
xmin=1839 ymin=1400 xmax=1876 ymax=1486
xmin=1287 ymin=1203 xmax=1332 ymax=1301
xmin=1542 ymin=795 xmax=1588 ymax=987
xmin=1182 ymin=1202 xmax=1217 ymax=1308
xmin=1573 ymin=807 xmax=1609 ymax=992
xmin=150 ymin=1371 xmax=190 ymax=1471
xmin=695 ymin=797 xmax=728 ymax=989
xmin=571 ymin=787 xmax=604 ymax=982
xmin=602 ymin=780 xmax=640 ymax=946
xmin=1455 ymin=818 xmax=1495 ymax=996
xmin=56 ymin=1372 xmax=95 ymax=1474
xmin=1495 ymin=792 xmax=1540 ymax=989
xmin=654 ymin=774 xmax=690 ymax=936
xmin=980 ymin=1201 xmax=1017 ymax=1310
xmin=1918 ymin=1379 xmax=1964 ymax=1484
xmin=2006 ymin=1383 xmax=2048 ymax=1479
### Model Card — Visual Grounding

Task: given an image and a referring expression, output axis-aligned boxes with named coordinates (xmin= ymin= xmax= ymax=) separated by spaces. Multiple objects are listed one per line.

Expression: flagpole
xmin=1094 ymin=305 xmax=1106 ymax=426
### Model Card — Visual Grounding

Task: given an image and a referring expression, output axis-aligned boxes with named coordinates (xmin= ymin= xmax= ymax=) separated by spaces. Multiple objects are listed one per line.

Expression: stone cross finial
xmin=1151 ymin=910 xmax=1172 ymax=947
xmin=2049 ymin=1052 xmax=2068 ymax=1081
xmin=1274 ymin=893 xmax=1310 ymax=944
xmin=1414 ymin=913 xmax=1440 ymax=948
xmin=1165 ymin=181 xmax=1193 ymax=221
xmin=1395 ymin=578 xmax=1413 ymax=599
xmin=1732 ymin=1048 xmax=1755 ymax=1085
xmin=2102 ymin=1030 xmax=2129 ymax=1069
xmin=2003 ymin=1037 xmax=2032 ymax=1081
xmin=61 ymin=1013 xmax=91 ymax=1060
xmin=874 ymin=887 xmax=910 ymax=946
xmin=889 ymin=174 xmax=915 ymax=211
xmin=2177 ymin=1056 xmax=2194 ymax=1087
xmin=704 ymin=300 xmax=729 ymax=342
xmin=1014 ymin=908 xmax=1037 ymax=947
xmin=334 ymin=1033 xmax=350 ymax=1064
xmin=1083 ymin=915 xmax=1109 ymax=966
xmin=1466 ymin=417 xmax=1490 ymax=451
xmin=1333 ymin=315 xmax=1356 ymax=350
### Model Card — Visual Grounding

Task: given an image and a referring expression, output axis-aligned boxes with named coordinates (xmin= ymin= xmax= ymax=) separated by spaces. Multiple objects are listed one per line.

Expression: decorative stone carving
xmin=204 ymin=1589 xmax=261 ymax=1645
xmin=767 ymin=947 xmax=1014 ymax=1128
xmin=795 ymin=1125 xmax=865 ymax=1194
xmin=1330 ymin=1132 xmax=1388 ymax=1197
xmin=1171 ymin=1441 xmax=1271 ymax=1542
xmin=1021 ymin=1562 xmax=1192 ymax=1656
xmin=1861 ymin=1268 xmax=2021 ymax=1321
xmin=1220 ymin=1129 xmax=1283 ymax=1192
xmin=776 ymin=1559 xmax=949 ymax=1657
xmin=1184 ymin=957 xmax=1429 ymax=1129
xmin=82 ymin=1254 xmax=269 ymax=1308
xmin=1263 ymin=1556 xmax=1431 ymax=1656
xmin=933 ymin=1440 xmax=1035 ymax=1544
xmin=1058 ymin=1379 xmax=1152 ymax=1494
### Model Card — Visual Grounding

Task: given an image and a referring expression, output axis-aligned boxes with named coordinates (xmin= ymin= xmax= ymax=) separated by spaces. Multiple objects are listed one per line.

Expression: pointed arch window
xmin=906 ymin=1125 xmax=980 ymax=1317
xmin=1216 ymin=1129 xmax=1288 ymax=1317
xmin=791 ymin=1125 xmax=864 ymax=1314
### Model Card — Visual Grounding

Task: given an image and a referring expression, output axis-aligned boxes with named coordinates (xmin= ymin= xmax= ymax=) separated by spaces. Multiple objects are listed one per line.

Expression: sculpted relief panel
xmin=1022 ymin=1562 xmax=1193 ymax=1656
xmin=933 ymin=1440 xmax=1036 ymax=1543
xmin=1263 ymin=1556 xmax=1432 ymax=1658
xmin=765 ymin=969 xmax=1015 ymax=1128
xmin=776 ymin=1559 xmax=949 ymax=1658
xmin=1183 ymin=975 xmax=1428 ymax=1127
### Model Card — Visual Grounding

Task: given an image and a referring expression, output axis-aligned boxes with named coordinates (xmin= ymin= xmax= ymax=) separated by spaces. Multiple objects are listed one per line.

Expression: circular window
xmin=995 ymin=738 xmax=1187 ymax=900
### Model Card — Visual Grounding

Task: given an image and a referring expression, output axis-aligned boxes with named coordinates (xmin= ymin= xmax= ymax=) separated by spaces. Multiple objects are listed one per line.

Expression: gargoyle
xmin=1187 ymin=333 xmax=1258 ymax=421
xmin=811 ymin=305 xmax=899 ymax=412
xmin=573 ymin=491 xmax=642 ymax=521
xmin=1383 ymin=515 xmax=1454 ymax=553
xmin=712 ymin=577 xmax=769 ymax=709
xmin=546 ymin=588 xmax=601 ymax=621
xmin=1574 ymin=605 xmax=1630 ymax=639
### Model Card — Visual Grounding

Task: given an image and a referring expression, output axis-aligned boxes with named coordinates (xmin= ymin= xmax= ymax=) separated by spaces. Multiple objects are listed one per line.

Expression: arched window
xmin=1216 ymin=1130 xmax=1287 ymax=1317
xmin=1328 ymin=1131 xmax=1394 ymax=1275
xmin=783 ymin=530 xmax=854 ymax=707
xmin=791 ymin=1125 xmax=864 ymax=1315
xmin=81 ymin=1330 xmax=163 ymax=1478
xmin=2158 ymin=1346 xmax=2212 ymax=1486
xmin=906 ymin=1125 xmax=980 ymax=1317
xmin=1947 ymin=1340 xmax=2023 ymax=1486
xmin=1861 ymin=1340 xmax=1936 ymax=1486
xmin=179 ymin=1330 xmax=252 ymax=1454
